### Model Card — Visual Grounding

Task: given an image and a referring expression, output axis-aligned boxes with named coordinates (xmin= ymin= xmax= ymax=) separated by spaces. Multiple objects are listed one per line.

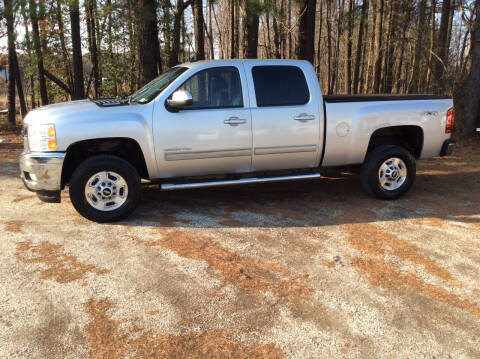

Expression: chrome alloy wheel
xmin=84 ymin=171 xmax=128 ymax=211
xmin=378 ymin=157 xmax=407 ymax=191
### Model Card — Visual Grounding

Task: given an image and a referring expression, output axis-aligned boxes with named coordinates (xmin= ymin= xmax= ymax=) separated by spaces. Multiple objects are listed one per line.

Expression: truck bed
xmin=323 ymin=94 xmax=451 ymax=103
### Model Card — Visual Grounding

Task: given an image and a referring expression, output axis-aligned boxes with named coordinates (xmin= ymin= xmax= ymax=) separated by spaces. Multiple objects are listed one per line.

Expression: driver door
xmin=153 ymin=65 xmax=252 ymax=178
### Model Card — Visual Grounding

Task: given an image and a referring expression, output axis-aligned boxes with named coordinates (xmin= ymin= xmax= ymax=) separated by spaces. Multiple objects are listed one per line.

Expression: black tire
xmin=69 ymin=155 xmax=141 ymax=222
xmin=360 ymin=145 xmax=416 ymax=200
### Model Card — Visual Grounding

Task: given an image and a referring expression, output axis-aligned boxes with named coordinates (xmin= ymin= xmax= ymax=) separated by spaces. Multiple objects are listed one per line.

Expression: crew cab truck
xmin=20 ymin=60 xmax=455 ymax=222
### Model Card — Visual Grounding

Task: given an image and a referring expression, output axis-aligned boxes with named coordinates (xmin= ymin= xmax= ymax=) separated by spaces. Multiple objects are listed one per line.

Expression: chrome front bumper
xmin=20 ymin=152 xmax=66 ymax=191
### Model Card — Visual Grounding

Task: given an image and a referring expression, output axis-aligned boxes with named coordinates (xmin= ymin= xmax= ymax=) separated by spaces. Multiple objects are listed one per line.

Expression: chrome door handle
xmin=294 ymin=113 xmax=315 ymax=121
xmin=224 ymin=117 xmax=247 ymax=125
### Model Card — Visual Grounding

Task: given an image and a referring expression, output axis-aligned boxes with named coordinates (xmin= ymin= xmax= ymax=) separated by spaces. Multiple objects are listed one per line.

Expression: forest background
xmin=1 ymin=0 xmax=479 ymax=135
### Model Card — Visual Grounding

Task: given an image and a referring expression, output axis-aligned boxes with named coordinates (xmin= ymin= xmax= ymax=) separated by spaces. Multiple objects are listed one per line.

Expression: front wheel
xmin=69 ymin=155 xmax=142 ymax=222
xmin=360 ymin=145 xmax=416 ymax=200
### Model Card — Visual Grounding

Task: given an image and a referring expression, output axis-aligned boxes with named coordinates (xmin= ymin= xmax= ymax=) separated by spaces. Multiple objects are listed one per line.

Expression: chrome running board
xmin=160 ymin=173 xmax=321 ymax=191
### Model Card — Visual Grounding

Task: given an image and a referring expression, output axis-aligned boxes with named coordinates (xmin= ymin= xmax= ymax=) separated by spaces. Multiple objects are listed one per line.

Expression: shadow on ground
xmin=120 ymin=168 xmax=480 ymax=229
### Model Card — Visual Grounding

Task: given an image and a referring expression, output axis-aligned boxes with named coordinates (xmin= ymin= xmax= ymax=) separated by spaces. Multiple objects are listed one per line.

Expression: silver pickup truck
xmin=20 ymin=59 xmax=455 ymax=222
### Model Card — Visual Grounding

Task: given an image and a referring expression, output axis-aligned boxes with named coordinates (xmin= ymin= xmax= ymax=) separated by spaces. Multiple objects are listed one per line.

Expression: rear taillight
xmin=445 ymin=107 xmax=454 ymax=134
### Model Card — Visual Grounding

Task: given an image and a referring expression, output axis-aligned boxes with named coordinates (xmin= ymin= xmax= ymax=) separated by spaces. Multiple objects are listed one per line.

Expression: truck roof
xmin=179 ymin=58 xmax=310 ymax=69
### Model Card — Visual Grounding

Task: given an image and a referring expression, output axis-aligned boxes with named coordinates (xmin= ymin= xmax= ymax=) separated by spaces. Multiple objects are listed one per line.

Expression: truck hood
xmin=24 ymin=100 xmax=100 ymax=125
xmin=23 ymin=99 xmax=145 ymax=126
xmin=23 ymin=98 xmax=154 ymax=151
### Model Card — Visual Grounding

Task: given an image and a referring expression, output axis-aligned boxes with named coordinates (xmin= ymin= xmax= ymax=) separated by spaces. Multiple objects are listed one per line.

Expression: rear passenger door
xmin=244 ymin=63 xmax=321 ymax=171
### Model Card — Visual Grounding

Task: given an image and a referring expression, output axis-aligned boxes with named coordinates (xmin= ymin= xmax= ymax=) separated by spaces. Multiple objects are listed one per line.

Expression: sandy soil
xmin=1 ymin=140 xmax=479 ymax=358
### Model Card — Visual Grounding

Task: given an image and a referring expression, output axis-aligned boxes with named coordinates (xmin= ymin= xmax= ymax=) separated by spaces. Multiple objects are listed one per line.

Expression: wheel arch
xmin=61 ymin=137 xmax=150 ymax=187
xmin=365 ymin=125 xmax=424 ymax=159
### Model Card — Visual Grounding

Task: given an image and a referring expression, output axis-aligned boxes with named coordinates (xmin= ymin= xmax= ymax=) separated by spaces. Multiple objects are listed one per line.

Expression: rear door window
xmin=252 ymin=66 xmax=310 ymax=107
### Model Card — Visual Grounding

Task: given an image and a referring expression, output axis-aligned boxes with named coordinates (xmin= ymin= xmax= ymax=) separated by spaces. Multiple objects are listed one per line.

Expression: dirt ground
xmin=1 ymin=137 xmax=479 ymax=358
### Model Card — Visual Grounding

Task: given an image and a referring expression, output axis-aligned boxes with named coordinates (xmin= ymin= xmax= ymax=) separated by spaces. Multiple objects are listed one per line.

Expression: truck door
xmin=243 ymin=63 xmax=321 ymax=171
xmin=154 ymin=65 xmax=252 ymax=177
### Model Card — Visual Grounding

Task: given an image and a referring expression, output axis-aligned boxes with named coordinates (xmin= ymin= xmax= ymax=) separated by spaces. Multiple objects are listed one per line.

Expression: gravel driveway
xmin=1 ymin=141 xmax=479 ymax=358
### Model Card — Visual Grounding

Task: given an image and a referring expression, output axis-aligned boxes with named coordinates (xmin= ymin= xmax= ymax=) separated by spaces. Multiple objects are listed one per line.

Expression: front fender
xmin=54 ymin=105 xmax=157 ymax=178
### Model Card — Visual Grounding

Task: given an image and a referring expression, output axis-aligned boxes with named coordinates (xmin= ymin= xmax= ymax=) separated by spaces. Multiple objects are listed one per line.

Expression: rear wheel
xmin=69 ymin=155 xmax=141 ymax=222
xmin=360 ymin=145 xmax=416 ymax=200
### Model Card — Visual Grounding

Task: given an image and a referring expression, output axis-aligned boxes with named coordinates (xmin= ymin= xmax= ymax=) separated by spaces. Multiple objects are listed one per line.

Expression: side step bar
xmin=161 ymin=173 xmax=321 ymax=191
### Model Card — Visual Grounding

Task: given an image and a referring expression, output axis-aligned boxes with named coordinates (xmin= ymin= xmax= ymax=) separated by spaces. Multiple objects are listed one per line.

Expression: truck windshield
xmin=130 ymin=67 xmax=187 ymax=104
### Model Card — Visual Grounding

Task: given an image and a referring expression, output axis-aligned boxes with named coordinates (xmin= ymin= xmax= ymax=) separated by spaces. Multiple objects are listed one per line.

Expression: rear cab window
xmin=251 ymin=66 xmax=310 ymax=107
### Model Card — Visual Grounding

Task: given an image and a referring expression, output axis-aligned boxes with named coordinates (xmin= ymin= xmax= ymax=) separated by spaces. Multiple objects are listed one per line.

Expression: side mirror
xmin=166 ymin=90 xmax=193 ymax=110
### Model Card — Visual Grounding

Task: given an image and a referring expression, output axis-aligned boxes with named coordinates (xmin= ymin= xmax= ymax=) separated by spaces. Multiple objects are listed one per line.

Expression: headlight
xmin=27 ymin=124 xmax=57 ymax=151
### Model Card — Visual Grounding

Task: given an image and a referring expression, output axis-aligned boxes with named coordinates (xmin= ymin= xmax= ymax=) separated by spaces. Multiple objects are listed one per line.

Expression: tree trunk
xmin=460 ymin=22 xmax=472 ymax=76
xmin=383 ymin=0 xmax=398 ymax=93
xmin=425 ymin=0 xmax=435 ymax=90
xmin=457 ymin=1 xmax=468 ymax=74
xmin=296 ymin=0 xmax=316 ymax=64
xmin=170 ymin=0 xmax=194 ymax=66
xmin=245 ymin=0 xmax=260 ymax=58
xmin=136 ymin=0 xmax=162 ymax=85
xmin=162 ymin=1 xmax=173 ymax=61
xmin=464 ymin=0 xmax=480 ymax=135
xmin=126 ymin=0 xmax=136 ymax=93
xmin=43 ymin=69 xmax=75 ymax=97
xmin=212 ymin=3 xmax=225 ymax=58
xmin=332 ymin=0 xmax=345 ymax=93
xmin=372 ymin=0 xmax=384 ymax=93
xmin=262 ymin=11 xmax=273 ymax=59
xmin=364 ymin=0 xmax=377 ymax=93
xmin=7 ymin=60 xmax=16 ymax=124
xmin=13 ymin=51 xmax=27 ymax=119
xmin=394 ymin=4 xmax=411 ymax=93
xmin=85 ymin=0 xmax=101 ymax=97
xmin=382 ymin=0 xmax=393 ymax=92
xmin=345 ymin=0 xmax=354 ymax=93
xmin=170 ymin=2 xmax=182 ymax=66
xmin=353 ymin=0 xmax=369 ymax=93
xmin=272 ymin=0 xmax=281 ymax=59
xmin=38 ymin=0 xmax=48 ymax=55
xmin=193 ymin=0 xmax=206 ymax=60
xmin=56 ymin=0 xmax=74 ymax=93
xmin=181 ymin=11 xmax=187 ymax=61
xmin=358 ymin=30 xmax=368 ymax=93
xmin=316 ymin=0 xmax=324 ymax=75
xmin=5 ymin=0 xmax=16 ymax=123
xmin=234 ymin=1 xmax=240 ymax=57
xmin=326 ymin=0 xmax=332 ymax=93
xmin=20 ymin=1 xmax=35 ymax=109
xmin=432 ymin=0 xmax=452 ymax=92
xmin=287 ymin=0 xmax=293 ymax=57
xmin=30 ymin=77 xmax=36 ymax=109
xmin=206 ymin=1 xmax=215 ymax=59
xmin=6 ymin=2 xmax=27 ymax=116
xmin=105 ymin=0 xmax=118 ymax=96
xmin=70 ymin=0 xmax=85 ymax=99
xmin=230 ymin=0 xmax=236 ymax=58
xmin=407 ymin=0 xmax=427 ymax=93
xmin=446 ymin=0 xmax=455 ymax=60
xmin=280 ymin=0 xmax=287 ymax=58
xmin=29 ymin=0 xmax=49 ymax=105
